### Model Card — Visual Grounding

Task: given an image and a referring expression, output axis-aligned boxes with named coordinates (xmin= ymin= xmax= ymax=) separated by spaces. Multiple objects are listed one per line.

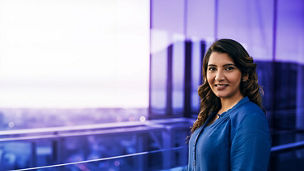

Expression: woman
xmin=188 ymin=39 xmax=271 ymax=171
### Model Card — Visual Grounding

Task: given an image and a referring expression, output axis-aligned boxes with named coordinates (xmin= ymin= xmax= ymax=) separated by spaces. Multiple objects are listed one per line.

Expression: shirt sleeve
xmin=230 ymin=111 xmax=271 ymax=171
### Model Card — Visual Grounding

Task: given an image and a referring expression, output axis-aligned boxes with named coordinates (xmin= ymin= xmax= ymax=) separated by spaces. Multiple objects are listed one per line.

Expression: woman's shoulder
xmin=229 ymin=98 xmax=271 ymax=147
xmin=229 ymin=99 xmax=268 ymax=129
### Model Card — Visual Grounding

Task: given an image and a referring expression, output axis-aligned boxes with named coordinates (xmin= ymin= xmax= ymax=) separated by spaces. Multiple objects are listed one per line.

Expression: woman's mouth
xmin=215 ymin=84 xmax=228 ymax=90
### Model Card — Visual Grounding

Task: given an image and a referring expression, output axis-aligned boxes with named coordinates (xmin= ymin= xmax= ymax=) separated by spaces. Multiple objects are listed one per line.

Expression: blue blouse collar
xmin=212 ymin=96 xmax=249 ymax=118
xmin=198 ymin=97 xmax=250 ymax=131
xmin=227 ymin=96 xmax=249 ymax=113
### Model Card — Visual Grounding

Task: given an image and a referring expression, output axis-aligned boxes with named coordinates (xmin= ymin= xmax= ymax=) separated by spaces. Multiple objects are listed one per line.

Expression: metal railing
xmin=14 ymin=146 xmax=188 ymax=171
xmin=0 ymin=118 xmax=192 ymax=171
xmin=1 ymin=118 xmax=304 ymax=171
xmin=271 ymin=141 xmax=304 ymax=153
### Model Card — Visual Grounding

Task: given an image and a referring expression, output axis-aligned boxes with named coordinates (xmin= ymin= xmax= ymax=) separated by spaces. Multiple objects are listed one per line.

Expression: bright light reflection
xmin=0 ymin=0 xmax=149 ymax=108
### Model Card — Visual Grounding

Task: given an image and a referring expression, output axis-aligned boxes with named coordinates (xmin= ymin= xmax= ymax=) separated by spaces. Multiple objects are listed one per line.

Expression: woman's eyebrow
xmin=207 ymin=64 xmax=216 ymax=67
xmin=208 ymin=64 xmax=235 ymax=67
xmin=223 ymin=64 xmax=235 ymax=67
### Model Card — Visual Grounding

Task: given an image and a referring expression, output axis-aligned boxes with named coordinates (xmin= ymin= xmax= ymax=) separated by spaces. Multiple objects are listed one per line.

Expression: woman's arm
xmin=230 ymin=111 xmax=271 ymax=171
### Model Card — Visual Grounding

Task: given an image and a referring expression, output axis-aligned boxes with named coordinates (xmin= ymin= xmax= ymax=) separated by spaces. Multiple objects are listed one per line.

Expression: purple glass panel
xmin=186 ymin=0 xmax=215 ymax=40
xmin=276 ymin=0 xmax=304 ymax=63
xmin=191 ymin=41 xmax=203 ymax=114
xmin=217 ymin=0 xmax=274 ymax=61
xmin=152 ymin=0 xmax=185 ymax=34
xmin=172 ymin=41 xmax=185 ymax=114
xmin=150 ymin=50 xmax=167 ymax=113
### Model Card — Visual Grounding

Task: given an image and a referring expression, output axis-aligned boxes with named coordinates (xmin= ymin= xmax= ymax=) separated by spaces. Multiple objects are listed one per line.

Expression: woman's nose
xmin=215 ymin=70 xmax=224 ymax=81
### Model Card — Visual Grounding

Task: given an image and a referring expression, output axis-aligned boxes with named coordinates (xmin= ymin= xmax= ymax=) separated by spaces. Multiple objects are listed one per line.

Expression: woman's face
xmin=206 ymin=52 xmax=243 ymax=101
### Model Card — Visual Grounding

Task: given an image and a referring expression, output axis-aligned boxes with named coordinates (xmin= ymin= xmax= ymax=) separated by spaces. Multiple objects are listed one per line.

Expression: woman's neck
xmin=219 ymin=95 xmax=244 ymax=114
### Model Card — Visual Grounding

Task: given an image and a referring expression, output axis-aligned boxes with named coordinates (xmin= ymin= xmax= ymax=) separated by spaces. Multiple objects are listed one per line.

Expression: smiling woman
xmin=188 ymin=39 xmax=271 ymax=171
xmin=0 ymin=0 xmax=149 ymax=108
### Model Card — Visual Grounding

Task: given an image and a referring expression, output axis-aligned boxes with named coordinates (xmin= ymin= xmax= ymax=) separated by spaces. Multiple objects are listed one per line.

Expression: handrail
xmin=0 ymin=121 xmax=147 ymax=136
xmin=271 ymin=140 xmax=304 ymax=154
xmin=0 ymin=118 xmax=190 ymax=136
xmin=12 ymin=146 xmax=188 ymax=171
xmin=0 ymin=126 xmax=165 ymax=142
xmin=0 ymin=118 xmax=191 ymax=142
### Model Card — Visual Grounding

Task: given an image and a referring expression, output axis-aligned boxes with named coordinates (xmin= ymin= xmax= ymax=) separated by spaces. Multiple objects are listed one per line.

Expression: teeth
xmin=216 ymin=84 xmax=227 ymax=87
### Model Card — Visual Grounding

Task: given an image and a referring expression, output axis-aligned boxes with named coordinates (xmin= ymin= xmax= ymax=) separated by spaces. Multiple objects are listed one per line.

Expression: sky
xmin=0 ymin=0 xmax=149 ymax=108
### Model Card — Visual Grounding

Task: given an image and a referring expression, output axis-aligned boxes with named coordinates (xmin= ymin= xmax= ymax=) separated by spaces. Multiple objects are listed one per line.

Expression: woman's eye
xmin=225 ymin=67 xmax=234 ymax=71
xmin=208 ymin=67 xmax=216 ymax=71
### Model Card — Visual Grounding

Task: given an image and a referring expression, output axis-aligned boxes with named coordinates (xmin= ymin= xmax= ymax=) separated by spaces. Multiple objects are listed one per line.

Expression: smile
xmin=215 ymin=84 xmax=229 ymax=90
xmin=215 ymin=84 xmax=228 ymax=87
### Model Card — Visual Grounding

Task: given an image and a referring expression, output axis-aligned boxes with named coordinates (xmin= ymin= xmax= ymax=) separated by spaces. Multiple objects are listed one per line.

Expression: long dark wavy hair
xmin=191 ymin=39 xmax=264 ymax=133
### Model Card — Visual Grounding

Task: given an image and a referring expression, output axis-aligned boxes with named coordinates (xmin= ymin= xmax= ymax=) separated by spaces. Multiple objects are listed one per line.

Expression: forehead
xmin=208 ymin=52 xmax=235 ymax=65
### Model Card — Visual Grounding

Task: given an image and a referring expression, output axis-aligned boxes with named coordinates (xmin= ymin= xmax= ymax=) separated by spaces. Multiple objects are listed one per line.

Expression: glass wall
xmin=149 ymin=0 xmax=304 ymax=170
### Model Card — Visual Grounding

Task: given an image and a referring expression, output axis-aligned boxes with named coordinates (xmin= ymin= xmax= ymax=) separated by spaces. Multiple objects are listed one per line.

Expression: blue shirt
xmin=188 ymin=97 xmax=271 ymax=171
